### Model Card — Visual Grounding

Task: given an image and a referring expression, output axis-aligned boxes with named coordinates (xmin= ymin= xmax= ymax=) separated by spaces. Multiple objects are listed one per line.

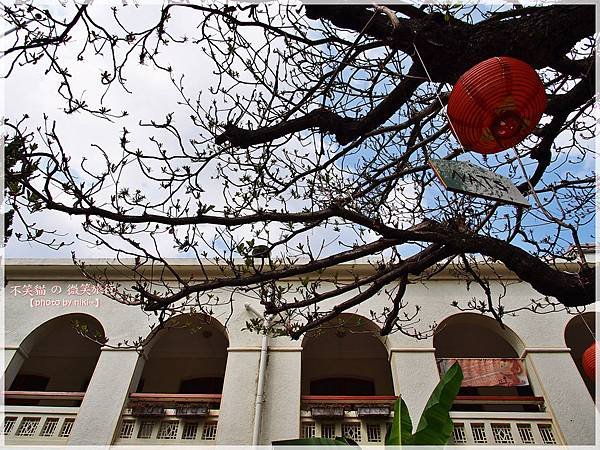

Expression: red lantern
xmin=582 ymin=342 xmax=596 ymax=381
xmin=447 ymin=57 xmax=547 ymax=155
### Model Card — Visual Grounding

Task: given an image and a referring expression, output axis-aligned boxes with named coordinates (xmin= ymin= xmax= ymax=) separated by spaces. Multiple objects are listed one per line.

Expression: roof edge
xmin=3 ymin=257 xmax=586 ymax=282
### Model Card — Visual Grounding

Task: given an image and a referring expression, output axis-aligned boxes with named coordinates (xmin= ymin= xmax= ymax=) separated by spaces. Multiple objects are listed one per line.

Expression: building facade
xmin=2 ymin=259 xmax=596 ymax=446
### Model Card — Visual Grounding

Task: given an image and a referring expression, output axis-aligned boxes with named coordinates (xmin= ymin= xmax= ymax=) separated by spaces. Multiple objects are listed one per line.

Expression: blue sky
xmin=3 ymin=1 xmax=595 ymax=263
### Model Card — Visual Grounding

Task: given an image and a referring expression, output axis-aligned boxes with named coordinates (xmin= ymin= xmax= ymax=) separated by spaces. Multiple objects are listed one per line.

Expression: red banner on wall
xmin=437 ymin=358 xmax=529 ymax=387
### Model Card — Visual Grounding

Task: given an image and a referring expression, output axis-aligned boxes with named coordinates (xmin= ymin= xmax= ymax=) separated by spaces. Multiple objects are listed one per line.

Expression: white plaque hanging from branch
xmin=429 ymin=159 xmax=530 ymax=207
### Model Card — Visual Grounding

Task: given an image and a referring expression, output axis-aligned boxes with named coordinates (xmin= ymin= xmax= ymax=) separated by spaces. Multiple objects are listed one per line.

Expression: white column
xmin=389 ymin=348 xmax=440 ymax=421
xmin=3 ymin=346 xmax=28 ymax=389
xmin=216 ymin=347 xmax=261 ymax=445
xmin=523 ymin=348 xmax=595 ymax=445
xmin=260 ymin=348 xmax=302 ymax=444
xmin=68 ymin=348 xmax=144 ymax=446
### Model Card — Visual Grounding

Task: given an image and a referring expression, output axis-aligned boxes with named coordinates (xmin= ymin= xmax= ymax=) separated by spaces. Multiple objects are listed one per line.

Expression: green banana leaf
xmin=384 ymin=396 xmax=412 ymax=446
xmin=385 ymin=362 xmax=463 ymax=446
xmin=273 ymin=436 xmax=359 ymax=446
xmin=407 ymin=362 xmax=463 ymax=445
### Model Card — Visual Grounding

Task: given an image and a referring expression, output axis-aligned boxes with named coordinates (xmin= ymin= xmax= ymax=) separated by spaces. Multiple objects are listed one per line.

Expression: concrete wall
xmin=260 ymin=348 xmax=302 ymax=444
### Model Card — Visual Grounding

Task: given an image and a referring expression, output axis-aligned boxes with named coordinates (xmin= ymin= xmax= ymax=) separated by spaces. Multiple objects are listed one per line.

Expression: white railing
xmin=113 ymin=393 xmax=220 ymax=445
xmin=4 ymin=406 xmax=79 ymax=444
xmin=300 ymin=413 xmax=389 ymax=445
xmin=299 ymin=396 xmax=560 ymax=446
xmin=300 ymin=395 xmax=396 ymax=445
xmin=449 ymin=412 xmax=560 ymax=445
xmin=3 ymin=391 xmax=82 ymax=445
xmin=300 ymin=412 xmax=560 ymax=446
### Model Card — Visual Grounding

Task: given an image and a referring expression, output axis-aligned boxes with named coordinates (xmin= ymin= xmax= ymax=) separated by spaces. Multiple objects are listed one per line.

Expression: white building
xmin=2 ymin=258 xmax=596 ymax=446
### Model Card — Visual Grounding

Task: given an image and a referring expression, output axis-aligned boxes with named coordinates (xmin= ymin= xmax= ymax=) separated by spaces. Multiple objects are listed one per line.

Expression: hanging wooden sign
xmin=429 ymin=159 xmax=529 ymax=207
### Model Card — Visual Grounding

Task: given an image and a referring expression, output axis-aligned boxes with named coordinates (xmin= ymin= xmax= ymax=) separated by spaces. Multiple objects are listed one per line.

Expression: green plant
xmin=385 ymin=362 xmax=463 ymax=446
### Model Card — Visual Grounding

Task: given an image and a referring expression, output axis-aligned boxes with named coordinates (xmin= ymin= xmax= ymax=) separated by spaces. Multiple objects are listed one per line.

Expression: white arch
xmin=5 ymin=313 xmax=105 ymax=391
xmin=301 ymin=313 xmax=394 ymax=396
xmin=434 ymin=312 xmax=526 ymax=356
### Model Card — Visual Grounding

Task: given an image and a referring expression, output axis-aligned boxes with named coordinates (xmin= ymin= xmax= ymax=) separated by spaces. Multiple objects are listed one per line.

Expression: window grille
xmin=119 ymin=420 xmax=135 ymax=439
xmin=16 ymin=417 xmax=40 ymax=436
xmin=452 ymin=424 xmax=467 ymax=444
xmin=4 ymin=417 xmax=17 ymax=435
xmin=342 ymin=423 xmax=362 ymax=442
xmin=471 ymin=423 xmax=487 ymax=444
xmin=157 ymin=421 xmax=179 ymax=439
xmin=137 ymin=421 xmax=155 ymax=439
xmin=517 ymin=424 xmax=534 ymax=444
xmin=301 ymin=422 xmax=316 ymax=439
xmin=182 ymin=422 xmax=198 ymax=440
xmin=538 ymin=424 xmax=557 ymax=444
xmin=202 ymin=422 xmax=218 ymax=440
xmin=58 ymin=419 xmax=75 ymax=438
xmin=366 ymin=424 xmax=382 ymax=442
xmin=321 ymin=424 xmax=336 ymax=439
xmin=492 ymin=424 xmax=514 ymax=444
xmin=40 ymin=418 xmax=60 ymax=437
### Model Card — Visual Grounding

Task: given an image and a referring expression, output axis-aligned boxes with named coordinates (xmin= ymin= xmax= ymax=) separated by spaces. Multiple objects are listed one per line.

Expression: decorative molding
xmin=100 ymin=346 xmax=146 ymax=356
xmin=3 ymin=346 xmax=29 ymax=359
xmin=5 ymin=258 xmax=587 ymax=282
xmin=389 ymin=347 xmax=436 ymax=353
xmin=520 ymin=347 xmax=571 ymax=357
xmin=100 ymin=346 xmax=149 ymax=361
xmin=227 ymin=346 xmax=262 ymax=352
xmin=4 ymin=405 xmax=80 ymax=415
xmin=268 ymin=347 xmax=303 ymax=352
xmin=227 ymin=346 xmax=302 ymax=352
